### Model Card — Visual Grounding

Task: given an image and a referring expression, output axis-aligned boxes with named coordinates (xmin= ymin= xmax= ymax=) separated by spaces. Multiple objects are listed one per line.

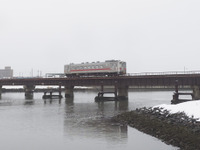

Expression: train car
xmin=64 ymin=60 xmax=126 ymax=77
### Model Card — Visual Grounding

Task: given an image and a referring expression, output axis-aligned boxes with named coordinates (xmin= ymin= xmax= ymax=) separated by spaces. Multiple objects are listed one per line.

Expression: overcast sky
xmin=0 ymin=0 xmax=200 ymax=76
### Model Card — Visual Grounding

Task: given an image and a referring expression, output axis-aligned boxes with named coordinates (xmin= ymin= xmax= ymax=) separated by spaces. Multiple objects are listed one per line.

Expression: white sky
xmin=0 ymin=0 xmax=200 ymax=76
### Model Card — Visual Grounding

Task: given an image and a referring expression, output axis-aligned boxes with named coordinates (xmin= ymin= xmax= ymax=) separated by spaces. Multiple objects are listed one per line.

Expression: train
xmin=64 ymin=60 xmax=126 ymax=77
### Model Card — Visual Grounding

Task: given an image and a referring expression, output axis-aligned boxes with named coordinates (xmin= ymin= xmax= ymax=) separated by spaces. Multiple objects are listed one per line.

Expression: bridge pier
xmin=65 ymin=86 xmax=74 ymax=98
xmin=192 ymin=86 xmax=200 ymax=100
xmin=171 ymin=82 xmax=200 ymax=104
xmin=117 ymin=85 xmax=129 ymax=100
xmin=24 ymin=85 xmax=35 ymax=99
xmin=95 ymin=84 xmax=129 ymax=101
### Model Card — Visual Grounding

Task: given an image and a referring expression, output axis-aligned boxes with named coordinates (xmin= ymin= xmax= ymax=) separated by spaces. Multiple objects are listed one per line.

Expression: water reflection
xmin=65 ymin=97 xmax=74 ymax=106
xmin=65 ymin=98 xmax=74 ymax=113
xmin=63 ymin=99 xmax=128 ymax=143
xmin=24 ymin=100 xmax=35 ymax=105
xmin=43 ymin=98 xmax=62 ymax=104
xmin=0 ymin=99 xmax=13 ymax=106
xmin=96 ymin=100 xmax=129 ymax=115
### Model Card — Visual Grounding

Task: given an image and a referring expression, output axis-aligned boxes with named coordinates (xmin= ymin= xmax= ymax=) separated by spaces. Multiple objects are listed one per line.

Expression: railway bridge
xmin=1 ymin=71 xmax=200 ymax=101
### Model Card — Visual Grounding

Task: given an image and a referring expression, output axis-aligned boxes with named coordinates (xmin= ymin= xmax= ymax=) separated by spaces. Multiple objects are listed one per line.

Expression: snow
xmin=2 ymin=85 xmax=93 ymax=89
xmin=154 ymin=100 xmax=200 ymax=121
xmin=2 ymin=85 xmax=59 ymax=89
xmin=2 ymin=86 xmax=23 ymax=89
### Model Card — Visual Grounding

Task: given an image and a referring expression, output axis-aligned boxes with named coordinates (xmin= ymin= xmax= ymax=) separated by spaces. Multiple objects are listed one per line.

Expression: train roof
xmin=67 ymin=60 xmax=124 ymax=65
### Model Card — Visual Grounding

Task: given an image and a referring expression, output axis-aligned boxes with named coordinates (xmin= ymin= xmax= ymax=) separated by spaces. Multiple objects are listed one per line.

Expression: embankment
xmin=113 ymin=107 xmax=200 ymax=150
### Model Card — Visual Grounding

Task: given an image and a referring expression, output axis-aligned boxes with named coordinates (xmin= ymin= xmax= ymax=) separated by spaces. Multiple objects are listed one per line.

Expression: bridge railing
xmin=125 ymin=70 xmax=200 ymax=76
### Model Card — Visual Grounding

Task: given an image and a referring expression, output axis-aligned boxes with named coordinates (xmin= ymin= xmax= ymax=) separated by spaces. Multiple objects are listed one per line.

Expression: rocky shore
xmin=114 ymin=107 xmax=200 ymax=150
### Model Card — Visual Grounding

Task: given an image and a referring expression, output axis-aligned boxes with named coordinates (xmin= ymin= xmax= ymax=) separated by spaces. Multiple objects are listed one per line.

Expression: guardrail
xmin=125 ymin=70 xmax=200 ymax=76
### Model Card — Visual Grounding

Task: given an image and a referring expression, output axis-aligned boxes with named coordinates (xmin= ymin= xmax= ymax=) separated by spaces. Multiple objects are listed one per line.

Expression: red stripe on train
xmin=70 ymin=68 xmax=111 ymax=72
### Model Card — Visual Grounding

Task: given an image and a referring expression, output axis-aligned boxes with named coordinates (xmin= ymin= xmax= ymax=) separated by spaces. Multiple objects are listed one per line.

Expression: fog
xmin=0 ymin=0 xmax=200 ymax=76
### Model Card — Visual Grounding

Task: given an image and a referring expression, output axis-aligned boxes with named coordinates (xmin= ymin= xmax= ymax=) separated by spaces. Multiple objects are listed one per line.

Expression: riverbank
xmin=114 ymin=101 xmax=200 ymax=150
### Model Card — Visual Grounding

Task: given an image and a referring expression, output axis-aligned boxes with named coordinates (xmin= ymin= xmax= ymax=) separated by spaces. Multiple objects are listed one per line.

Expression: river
xmin=0 ymin=90 xmax=178 ymax=150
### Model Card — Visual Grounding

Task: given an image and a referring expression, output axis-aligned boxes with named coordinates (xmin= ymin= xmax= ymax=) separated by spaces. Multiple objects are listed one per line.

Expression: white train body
xmin=64 ymin=60 xmax=126 ymax=77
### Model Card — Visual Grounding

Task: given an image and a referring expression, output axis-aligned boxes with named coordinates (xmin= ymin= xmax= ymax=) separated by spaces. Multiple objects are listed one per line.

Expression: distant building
xmin=0 ymin=66 xmax=13 ymax=78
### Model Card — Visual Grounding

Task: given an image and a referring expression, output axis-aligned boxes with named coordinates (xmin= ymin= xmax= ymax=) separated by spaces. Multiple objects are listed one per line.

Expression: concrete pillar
xmin=175 ymin=80 xmax=179 ymax=93
xmin=117 ymin=85 xmax=129 ymax=100
xmin=101 ymin=84 xmax=104 ymax=92
xmin=24 ymin=85 xmax=35 ymax=99
xmin=65 ymin=86 xmax=74 ymax=98
xmin=192 ymin=86 xmax=200 ymax=100
xmin=0 ymin=85 xmax=2 ymax=99
xmin=59 ymin=84 xmax=62 ymax=97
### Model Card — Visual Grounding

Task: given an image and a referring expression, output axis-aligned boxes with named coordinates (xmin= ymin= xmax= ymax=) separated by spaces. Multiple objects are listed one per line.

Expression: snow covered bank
xmin=154 ymin=100 xmax=200 ymax=122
